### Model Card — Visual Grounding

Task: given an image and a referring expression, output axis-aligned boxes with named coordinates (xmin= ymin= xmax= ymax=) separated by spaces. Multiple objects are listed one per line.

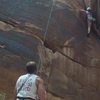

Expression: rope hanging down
xmin=38 ymin=0 xmax=55 ymax=97
xmin=43 ymin=0 xmax=55 ymax=43
xmin=37 ymin=0 xmax=55 ymax=72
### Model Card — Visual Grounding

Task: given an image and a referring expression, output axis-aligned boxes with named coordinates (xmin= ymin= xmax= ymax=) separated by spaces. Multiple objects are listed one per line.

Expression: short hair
xmin=26 ymin=61 xmax=37 ymax=74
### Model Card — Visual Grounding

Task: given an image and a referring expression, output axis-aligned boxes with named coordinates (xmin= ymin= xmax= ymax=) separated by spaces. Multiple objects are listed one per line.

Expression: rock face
xmin=0 ymin=0 xmax=100 ymax=100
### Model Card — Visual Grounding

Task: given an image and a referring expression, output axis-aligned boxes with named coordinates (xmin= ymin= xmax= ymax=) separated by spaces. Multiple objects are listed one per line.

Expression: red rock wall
xmin=0 ymin=0 xmax=100 ymax=100
xmin=38 ymin=0 xmax=100 ymax=100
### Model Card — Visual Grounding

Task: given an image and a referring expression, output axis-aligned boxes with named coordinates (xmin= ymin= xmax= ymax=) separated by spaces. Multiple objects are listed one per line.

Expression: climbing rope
xmin=38 ymin=0 xmax=55 ymax=67
xmin=34 ymin=1 xmax=56 ymax=100
xmin=43 ymin=0 xmax=55 ymax=43
xmin=38 ymin=1 xmax=56 ymax=99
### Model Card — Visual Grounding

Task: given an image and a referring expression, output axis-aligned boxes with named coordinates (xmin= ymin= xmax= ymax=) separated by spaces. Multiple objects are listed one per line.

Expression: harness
xmin=86 ymin=11 xmax=95 ymax=21
xmin=16 ymin=97 xmax=35 ymax=100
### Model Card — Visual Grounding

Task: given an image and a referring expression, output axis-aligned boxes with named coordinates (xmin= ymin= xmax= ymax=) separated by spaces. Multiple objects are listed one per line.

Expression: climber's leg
xmin=87 ymin=20 xmax=92 ymax=37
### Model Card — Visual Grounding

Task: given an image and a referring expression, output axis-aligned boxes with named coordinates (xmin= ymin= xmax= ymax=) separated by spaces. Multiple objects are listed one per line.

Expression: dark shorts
xmin=16 ymin=97 xmax=35 ymax=100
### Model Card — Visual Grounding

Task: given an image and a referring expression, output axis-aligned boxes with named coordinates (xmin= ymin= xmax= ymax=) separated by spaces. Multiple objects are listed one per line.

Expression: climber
xmin=80 ymin=7 xmax=96 ymax=37
xmin=14 ymin=61 xmax=46 ymax=100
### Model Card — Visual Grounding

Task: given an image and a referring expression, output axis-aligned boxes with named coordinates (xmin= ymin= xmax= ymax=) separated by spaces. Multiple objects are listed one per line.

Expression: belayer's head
xmin=26 ymin=61 xmax=37 ymax=74
xmin=87 ymin=7 xmax=91 ymax=11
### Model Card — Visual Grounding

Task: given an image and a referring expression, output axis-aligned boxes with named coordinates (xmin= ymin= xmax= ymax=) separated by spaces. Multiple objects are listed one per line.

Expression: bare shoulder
xmin=36 ymin=77 xmax=44 ymax=85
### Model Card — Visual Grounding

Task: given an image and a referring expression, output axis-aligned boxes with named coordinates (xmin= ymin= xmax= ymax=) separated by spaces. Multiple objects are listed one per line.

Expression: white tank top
xmin=16 ymin=74 xmax=39 ymax=99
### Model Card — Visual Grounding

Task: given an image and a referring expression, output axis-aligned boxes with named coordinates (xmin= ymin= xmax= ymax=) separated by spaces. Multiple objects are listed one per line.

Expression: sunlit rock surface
xmin=0 ymin=0 xmax=100 ymax=100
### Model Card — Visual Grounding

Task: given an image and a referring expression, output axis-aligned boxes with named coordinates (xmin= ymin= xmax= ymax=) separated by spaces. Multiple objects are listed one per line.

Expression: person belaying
xmin=14 ymin=61 xmax=46 ymax=100
xmin=80 ymin=7 xmax=96 ymax=37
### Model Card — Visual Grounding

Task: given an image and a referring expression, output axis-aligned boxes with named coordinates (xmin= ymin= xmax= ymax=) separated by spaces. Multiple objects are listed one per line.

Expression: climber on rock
xmin=80 ymin=7 xmax=96 ymax=37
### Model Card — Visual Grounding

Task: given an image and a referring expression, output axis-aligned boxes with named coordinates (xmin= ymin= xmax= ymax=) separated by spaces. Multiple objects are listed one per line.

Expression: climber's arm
xmin=80 ymin=9 xmax=86 ymax=12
